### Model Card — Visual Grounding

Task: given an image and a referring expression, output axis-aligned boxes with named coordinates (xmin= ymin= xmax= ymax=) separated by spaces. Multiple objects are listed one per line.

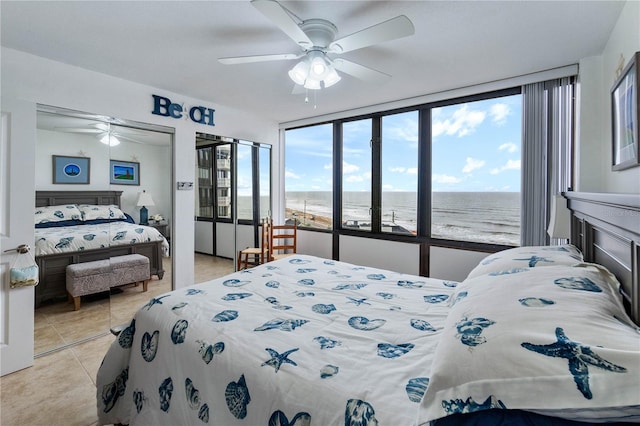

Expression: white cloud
xmin=498 ymin=142 xmax=517 ymax=153
xmin=433 ymin=105 xmax=486 ymax=138
xmin=346 ymin=175 xmax=364 ymax=183
xmin=323 ymin=163 xmax=332 ymax=170
xmin=433 ymin=174 xmax=462 ymax=184
xmin=383 ymin=184 xmax=394 ymax=190
xmin=385 ymin=116 xmax=419 ymax=143
xmin=343 ymin=161 xmax=360 ymax=174
xmin=285 ymin=170 xmax=301 ymax=179
xmin=462 ymin=157 xmax=485 ymax=173
xmin=389 ymin=166 xmax=417 ymax=175
xmin=490 ymin=103 xmax=511 ymax=125
xmin=490 ymin=159 xmax=521 ymax=174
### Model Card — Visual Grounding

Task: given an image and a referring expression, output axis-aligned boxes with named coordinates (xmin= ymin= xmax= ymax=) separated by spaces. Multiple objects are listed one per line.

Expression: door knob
xmin=4 ymin=244 xmax=31 ymax=254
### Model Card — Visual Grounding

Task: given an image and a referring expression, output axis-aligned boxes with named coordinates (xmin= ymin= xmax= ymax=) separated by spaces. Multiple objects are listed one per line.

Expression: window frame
xmin=285 ymin=86 xmax=525 ymax=252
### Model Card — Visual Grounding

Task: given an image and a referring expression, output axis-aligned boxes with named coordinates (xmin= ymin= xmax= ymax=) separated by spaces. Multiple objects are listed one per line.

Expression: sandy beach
xmin=285 ymin=208 xmax=333 ymax=229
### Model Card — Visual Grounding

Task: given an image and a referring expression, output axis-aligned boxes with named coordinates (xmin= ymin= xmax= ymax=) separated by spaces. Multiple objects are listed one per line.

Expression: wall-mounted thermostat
xmin=177 ymin=181 xmax=194 ymax=190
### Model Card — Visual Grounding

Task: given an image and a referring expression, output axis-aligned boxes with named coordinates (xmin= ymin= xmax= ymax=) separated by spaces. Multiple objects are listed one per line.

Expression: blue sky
xmin=286 ymin=93 xmax=522 ymax=193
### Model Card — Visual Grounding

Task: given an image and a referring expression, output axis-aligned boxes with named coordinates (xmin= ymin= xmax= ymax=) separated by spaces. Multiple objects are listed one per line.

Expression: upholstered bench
xmin=66 ymin=259 xmax=112 ymax=311
xmin=110 ymin=254 xmax=150 ymax=292
xmin=66 ymin=254 xmax=150 ymax=311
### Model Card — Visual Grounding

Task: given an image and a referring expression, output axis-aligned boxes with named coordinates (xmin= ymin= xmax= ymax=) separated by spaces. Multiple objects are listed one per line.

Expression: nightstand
xmin=147 ymin=221 xmax=169 ymax=240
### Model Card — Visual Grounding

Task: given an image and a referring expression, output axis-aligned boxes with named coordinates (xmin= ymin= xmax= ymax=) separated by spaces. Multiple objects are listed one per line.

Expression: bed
xmin=34 ymin=190 xmax=169 ymax=307
xmin=96 ymin=192 xmax=640 ymax=425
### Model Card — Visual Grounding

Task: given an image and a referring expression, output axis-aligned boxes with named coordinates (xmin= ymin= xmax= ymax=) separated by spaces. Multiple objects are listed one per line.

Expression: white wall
xmin=1 ymin=47 xmax=279 ymax=289
xmin=576 ymin=0 xmax=640 ymax=194
xmin=339 ymin=236 xmax=420 ymax=275
xmin=297 ymin=229 xmax=333 ymax=260
xmin=429 ymin=247 xmax=489 ymax=282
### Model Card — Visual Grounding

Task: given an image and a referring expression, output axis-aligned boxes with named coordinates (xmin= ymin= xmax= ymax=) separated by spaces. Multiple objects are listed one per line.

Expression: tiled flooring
xmin=0 ymin=253 xmax=234 ymax=426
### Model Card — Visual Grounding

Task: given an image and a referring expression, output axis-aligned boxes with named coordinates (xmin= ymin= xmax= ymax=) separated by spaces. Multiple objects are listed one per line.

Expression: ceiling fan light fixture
xmin=323 ymin=67 xmax=341 ymax=88
xmin=100 ymin=134 xmax=121 ymax=146
xmin=303 ymin=78 xmax=321 ymax=90
xmin=290 ymin=51 xmax=341 ymax=90
xmin=288 ymin=60 xmax=310 ymax=86
xmin=310 ymin=57 xmax=327 ymax=77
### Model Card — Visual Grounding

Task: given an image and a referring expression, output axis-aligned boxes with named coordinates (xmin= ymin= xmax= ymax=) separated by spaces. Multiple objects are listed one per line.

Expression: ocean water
xmin=282 ymin=191 xmax=521 ymax=246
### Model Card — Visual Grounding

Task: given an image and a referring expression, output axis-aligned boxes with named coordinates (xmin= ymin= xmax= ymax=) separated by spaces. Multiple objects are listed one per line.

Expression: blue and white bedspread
xmin=35 ymin=222 xmax=169 ymax=257
xmin=96 ymin=255 xmax=458 ymax=425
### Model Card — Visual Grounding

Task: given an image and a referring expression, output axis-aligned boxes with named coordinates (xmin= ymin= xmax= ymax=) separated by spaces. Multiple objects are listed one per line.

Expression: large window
xmin=381 ymin=111 xmax=419 ymax=234
xmin=285 ymin=123 xmax=333 ymax=229
xmin=342 ymin=118 xmax=372 ymax=229
xmin=196 ymin=146 xmax=213 ymax=218
xmin=431 ymin=94 xmax=522 ymax=245
xmin=215 ymin=144 xmax=232 ymax=219
xmin=283 ymin=86 xmax=548 ymax=248
xmin=236 ymin=143 xmax=254 ymax=220
xmin=259 ymin=145 xmax=271 ymax=220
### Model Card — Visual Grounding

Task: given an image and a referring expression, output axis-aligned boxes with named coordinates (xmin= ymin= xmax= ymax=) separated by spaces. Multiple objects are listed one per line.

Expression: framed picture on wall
xmin=52 ymin=155 xmax=90 ymax=184
xmin=110 ymin=159 xmax=140 ymax=185
xmin=611 ymin=51 xmax=639 ymax=171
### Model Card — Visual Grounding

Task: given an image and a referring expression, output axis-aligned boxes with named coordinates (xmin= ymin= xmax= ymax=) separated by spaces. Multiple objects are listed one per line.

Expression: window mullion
xmin=417 ymin=108 xmax=431 ymax=238
xmin=371 ymin=117 xmax=382 ymax=233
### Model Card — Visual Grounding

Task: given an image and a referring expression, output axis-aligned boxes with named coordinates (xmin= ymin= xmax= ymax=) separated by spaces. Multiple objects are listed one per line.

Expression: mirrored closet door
xmin=34 ymin=107 xmax=174 ymax=356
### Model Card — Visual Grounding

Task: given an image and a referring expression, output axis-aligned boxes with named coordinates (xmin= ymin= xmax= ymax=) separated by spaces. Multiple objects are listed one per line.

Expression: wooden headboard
xmin=565 ymin=192 xmax=640 ymax=325
xmin=35 ymin=190 xmax=123 ymax=208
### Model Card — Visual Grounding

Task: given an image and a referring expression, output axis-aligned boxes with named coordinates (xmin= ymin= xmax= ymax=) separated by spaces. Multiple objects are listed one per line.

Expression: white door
xmin=1 ymin=97 xmax=36 ymax=376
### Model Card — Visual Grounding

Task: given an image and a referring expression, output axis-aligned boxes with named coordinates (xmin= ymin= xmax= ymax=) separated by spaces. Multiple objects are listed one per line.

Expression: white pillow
xmin=34 ymin=204 xmax=82 ymax=224
xmin=419 ymin=264 xmax=640 ymax=424
xmin=466 ymin=245 xmax=583 ymax=279
xmin=78 ymin=204 xmax=127 ymax=221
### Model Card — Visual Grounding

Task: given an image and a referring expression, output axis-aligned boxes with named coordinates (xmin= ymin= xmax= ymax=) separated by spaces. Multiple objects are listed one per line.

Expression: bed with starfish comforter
xmin=96 ymin=248 xmax=640 ymax=425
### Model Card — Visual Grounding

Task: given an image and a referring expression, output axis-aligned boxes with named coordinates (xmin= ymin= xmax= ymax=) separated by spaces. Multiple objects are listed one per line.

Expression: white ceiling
xmin=1 ymin=1 xmax=625 ymax=124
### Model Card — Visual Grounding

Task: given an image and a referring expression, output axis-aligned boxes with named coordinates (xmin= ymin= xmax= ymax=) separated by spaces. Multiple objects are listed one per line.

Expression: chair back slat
xmin=269 ymin=222 xmax=297 ymax=260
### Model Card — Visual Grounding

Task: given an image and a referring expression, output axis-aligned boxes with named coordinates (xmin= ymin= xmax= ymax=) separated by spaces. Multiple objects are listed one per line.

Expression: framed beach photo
xmin=110 ymin=159 xmax=140 ymax=185
xmin=611 ymin=51 xmax=639 ymax=171
xmin=52 ymin=155 xmax=90 ymax=184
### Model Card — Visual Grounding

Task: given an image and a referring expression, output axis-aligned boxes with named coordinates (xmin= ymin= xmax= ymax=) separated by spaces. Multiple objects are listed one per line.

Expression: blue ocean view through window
xmin=280 ymin=91 xmax=522 ymax=247
xmin=242 ymin=191 xmax=520 ymax=246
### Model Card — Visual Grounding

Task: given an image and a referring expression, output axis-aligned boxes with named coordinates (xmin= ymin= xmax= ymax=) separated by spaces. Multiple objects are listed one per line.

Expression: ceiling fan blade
xmin=333 ymin=58 xmax=390 ymax=82
xmin=54 ymin=127 xmax=102 ymax=133
xmin=329 ymin=15 xmax=414 ymax=54
xmin=219 ymin=53 xmax=300 ymax=65
xmin=114 ymin=134 xmax=146 ymax=145
xmin=251 ymin=0 xmax=313 ymax=48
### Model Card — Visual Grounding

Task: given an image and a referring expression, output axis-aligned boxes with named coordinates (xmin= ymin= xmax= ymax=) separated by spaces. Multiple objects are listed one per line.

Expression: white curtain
xmin=521 ymin=77 xmax=574 ymax=246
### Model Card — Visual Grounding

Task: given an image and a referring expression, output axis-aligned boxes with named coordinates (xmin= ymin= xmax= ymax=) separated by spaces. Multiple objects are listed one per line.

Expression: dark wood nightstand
xmin=147 ymin=221 xmax=169 ymax=240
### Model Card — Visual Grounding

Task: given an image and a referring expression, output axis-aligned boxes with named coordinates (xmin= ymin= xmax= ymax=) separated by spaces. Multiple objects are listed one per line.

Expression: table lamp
xmin=137 ymin=190 xmax=155 ymax=225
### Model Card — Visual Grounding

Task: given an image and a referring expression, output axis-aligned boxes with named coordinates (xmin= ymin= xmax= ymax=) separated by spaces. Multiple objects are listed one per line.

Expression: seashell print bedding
xmin=34 ymin=222 xmax=169 ymax=257
xmin=96 ymin=255 xmax=457 ymax=425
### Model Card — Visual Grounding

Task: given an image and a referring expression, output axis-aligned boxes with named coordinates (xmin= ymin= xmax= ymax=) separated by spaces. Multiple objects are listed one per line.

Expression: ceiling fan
xmin=54 ymin=122 xmax=150 ymax=146
xmin=218 ymin=0 xmax=415 ymax=90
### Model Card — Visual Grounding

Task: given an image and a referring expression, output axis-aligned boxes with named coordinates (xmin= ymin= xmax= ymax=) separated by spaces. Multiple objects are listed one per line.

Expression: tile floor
xmin=0 ymin=253 xmax=233 ymax=426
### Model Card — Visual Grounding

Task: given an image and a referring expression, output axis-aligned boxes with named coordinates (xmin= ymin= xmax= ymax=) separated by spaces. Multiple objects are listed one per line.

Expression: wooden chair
xmin=237 ymin=218 xmax=271 ymax=270
xmin=269 ymin=221 xmax=297 ymax=261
